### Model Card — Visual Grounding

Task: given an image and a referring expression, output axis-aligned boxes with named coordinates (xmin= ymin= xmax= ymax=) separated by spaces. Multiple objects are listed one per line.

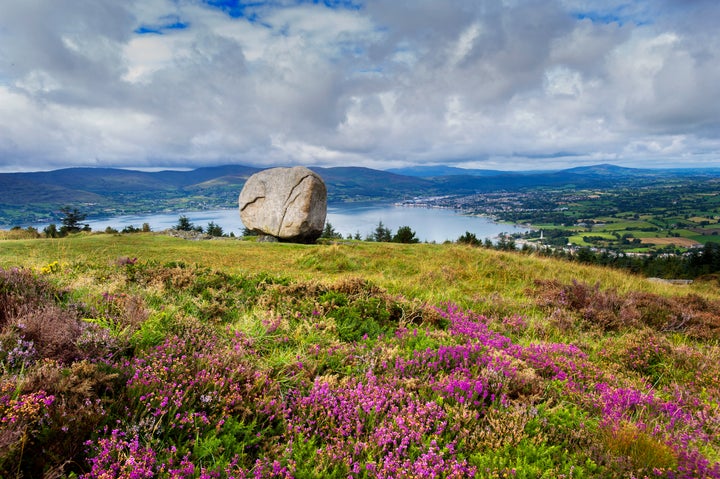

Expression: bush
xmin=206 ymin=221 xmax=224 ymax=237
xmin=12 ymin=304 xmax=84 ymax=364
xmin=457 ymin=231 xmax=481 ymax=246
xmin=393 ymin=225 xmax=419 ymax=243
xmin=0 ymin=268 xmax=61 ymax=328
xmin=532 ymin=279 xmax=720 ymax=338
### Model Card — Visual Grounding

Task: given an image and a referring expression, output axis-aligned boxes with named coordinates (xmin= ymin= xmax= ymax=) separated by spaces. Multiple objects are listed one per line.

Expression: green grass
xmin=2 ymin=231 xmax=720 ymax=478
xmin=3 ymin=232 xmax=709 ymax=312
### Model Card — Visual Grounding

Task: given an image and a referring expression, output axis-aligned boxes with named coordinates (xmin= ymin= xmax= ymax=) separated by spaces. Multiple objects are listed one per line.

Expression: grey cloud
xmin=1 ymin=1 xmax=135 ymax=105
xmin=0 ymin=0 xmax=718 ymax=171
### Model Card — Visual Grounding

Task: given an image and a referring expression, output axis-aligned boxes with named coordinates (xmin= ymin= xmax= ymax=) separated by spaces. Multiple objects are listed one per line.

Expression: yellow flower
xmin=40 ymin=261 xmax=60 ymax=274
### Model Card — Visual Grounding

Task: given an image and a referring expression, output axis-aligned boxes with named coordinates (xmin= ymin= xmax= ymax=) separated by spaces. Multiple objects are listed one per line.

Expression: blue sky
xmin=0 ymin=0 xmax=719 ymax=172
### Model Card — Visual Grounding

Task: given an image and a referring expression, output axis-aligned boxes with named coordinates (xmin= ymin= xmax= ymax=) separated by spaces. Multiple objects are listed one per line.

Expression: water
xmin=71 ymin=204 xmax=528 ymax=243
xmin=323 ymin=204 xmax=528 ymax=242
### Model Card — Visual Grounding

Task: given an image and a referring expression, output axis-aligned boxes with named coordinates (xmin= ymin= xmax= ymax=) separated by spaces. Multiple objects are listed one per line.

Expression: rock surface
xmin=238 ymin=167 xmax=327 ymax=243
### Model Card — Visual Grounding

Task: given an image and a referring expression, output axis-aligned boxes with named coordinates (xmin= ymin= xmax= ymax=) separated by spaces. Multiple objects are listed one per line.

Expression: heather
xmin=1 ymin=236 xmax=720 ymax=478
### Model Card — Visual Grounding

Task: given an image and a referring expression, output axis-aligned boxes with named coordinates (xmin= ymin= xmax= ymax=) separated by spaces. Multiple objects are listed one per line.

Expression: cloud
xmin=0 ymin=0 xmax=719 ymax=172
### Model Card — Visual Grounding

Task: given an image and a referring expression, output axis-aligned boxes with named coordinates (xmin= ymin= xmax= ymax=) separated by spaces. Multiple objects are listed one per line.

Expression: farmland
xmin=418 ymin=171 xmax=720 ymax=253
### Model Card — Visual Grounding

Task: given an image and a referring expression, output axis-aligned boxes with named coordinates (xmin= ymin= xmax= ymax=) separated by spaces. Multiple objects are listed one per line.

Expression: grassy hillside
xmin=1 ymin=233 xmax=719 ymax=478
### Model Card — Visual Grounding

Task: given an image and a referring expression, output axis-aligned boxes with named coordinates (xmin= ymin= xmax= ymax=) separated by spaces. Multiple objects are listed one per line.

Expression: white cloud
xmin=0 ymin=0 xmax=718 ymax=172
xmin=544 ymin=66 xmax=583 ymax=97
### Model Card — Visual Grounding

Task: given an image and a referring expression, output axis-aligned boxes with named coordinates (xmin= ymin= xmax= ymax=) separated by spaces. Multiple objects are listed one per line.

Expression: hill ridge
xmin=2 ymin=163 xmax=719 ymax=226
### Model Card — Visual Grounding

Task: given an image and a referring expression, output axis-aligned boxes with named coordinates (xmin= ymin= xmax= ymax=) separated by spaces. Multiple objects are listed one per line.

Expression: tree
xmin=370 ymin=221 xmax=393 ymax=242
xmin=575 ymin=247 xmax=596 ymax=264
xmin=206 ymin=221 xmax=224 ymax=237
xmin=321 ymin=222 xmax=343 ymax=239
xmin=43 ymin=224 xmax=59 ymax=238
xmin=393 ymin=225 xmax=419 ymax=243
xmin=59 ymin=207 xmax=88 ymax=234
xmin=496 ymin=235 xmax=516 ymax=251
xmin=174 ymin=215 xmax=201 ymax=232
xmin=457 ymin=231 xmax=480 ymax=246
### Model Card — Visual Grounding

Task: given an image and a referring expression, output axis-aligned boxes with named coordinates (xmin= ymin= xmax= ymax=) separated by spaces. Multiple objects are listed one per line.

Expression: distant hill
xmin=560 ymin=164 xmax=662 ymax=177
xmin=385 ymin=165 xmax=512 ymax=177
xmin=1 ymin=163 xmax=718 ymax=227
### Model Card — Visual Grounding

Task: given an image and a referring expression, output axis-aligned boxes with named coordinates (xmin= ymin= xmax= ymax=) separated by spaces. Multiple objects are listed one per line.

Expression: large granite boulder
xmin=239 ymin=166 xmax=327 ymax=243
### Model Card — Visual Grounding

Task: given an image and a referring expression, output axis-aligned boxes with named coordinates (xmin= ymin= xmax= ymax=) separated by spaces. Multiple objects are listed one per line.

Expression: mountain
xmin=1 ymin=163 xmax=718 ymax=227
xmin=385 ymin=165 xmax=511 ymax=177
xmin=559 ymin=164 xmax=660 ymax=177
xmin=0 ymin=164 xmax=434 ymax=226
xmin=0 ymin=175 xmax=107 ymax=206
xmin=312 ymin=166 xmax=434 ymax=201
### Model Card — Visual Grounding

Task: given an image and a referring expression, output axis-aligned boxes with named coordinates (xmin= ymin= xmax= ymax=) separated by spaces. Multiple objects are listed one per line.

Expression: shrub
xmin=532 ymin=279 xmax=720 ymax=338
xmin=12 ymin=304 xmax=84 ymax=363
xmin=15 ymin=360 xmax=119 ymax=476
xmin=457 ymin=231 xmax=481 ymax=246
xmin=0 ymin=383 xmax=55 ymax=477
xmin=393 ymin=225 xmax=419 ymax=243
xmin=0 ymin=267 xmax=60 ymax=328
xmin=599 ymin=422 xmax=677 ymax=477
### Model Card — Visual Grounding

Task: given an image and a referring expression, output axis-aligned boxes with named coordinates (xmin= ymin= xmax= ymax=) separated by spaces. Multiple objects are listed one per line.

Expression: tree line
xmin=551 ymin=242 xmax=720 ymax=280
xmin=457 ymin=228 xmax=720 ymax=280
xmin=319 ymin=221 xmax=420 ymax=243
xmin=10 ymin=207 xmax=719 ymax=280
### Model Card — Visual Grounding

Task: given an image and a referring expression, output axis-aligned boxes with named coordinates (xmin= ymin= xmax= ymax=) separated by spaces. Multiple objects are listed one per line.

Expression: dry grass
xmin=638 ymin=237 xmax=700 ymax=247
xmin=532 ymin=279 xmax=720 ymax=338
xmin=0 ymin=229 xmax=40 ymax=240
xmin=0 ymin=233 xmax=717 ymax=315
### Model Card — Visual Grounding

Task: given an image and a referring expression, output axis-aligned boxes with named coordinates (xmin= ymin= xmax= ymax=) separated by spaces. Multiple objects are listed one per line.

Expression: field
xmin=2 ymin=232 xmax=720 ymax=478
xmin=459 ymin=175 xmax=720 ymax=253
xmin=638 ymin=237 xmax=701 ymax=247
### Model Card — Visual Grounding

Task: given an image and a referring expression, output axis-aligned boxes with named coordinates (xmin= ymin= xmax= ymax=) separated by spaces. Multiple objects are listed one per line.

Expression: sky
xmin=1 ymin=0 xmax=719 ymax=172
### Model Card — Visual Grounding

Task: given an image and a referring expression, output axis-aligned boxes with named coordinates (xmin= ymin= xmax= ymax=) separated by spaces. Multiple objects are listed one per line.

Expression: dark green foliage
xmin=320 ymin=222 xmax=343 ymax=239
xmin=59 ymin=206 xmax=89 ymax=234
xmin=43 ymin=223 xmax=59 ymax=238
xmin=175 ymin=215 xmax=202 ymax=232
xmin=457 ymin=231 xmax=481 ymax=245
xmin=496 ymin=235 xmax=516 ymax=251
xmin=292 ymin=434 xmax=351 ymax=478
xmin=206 ymin=221 xmax=224 ymax=237
xmin=175 ymin=215 xmax=192 ymax=231
xmin=121 ymin=225 xmax=142 ymax=233
xmin=334 ymin=297 xmax=391 ymax=342
xmin=193 ymin=414 xmax=279 ymax=469
xmin=369 ymin=220 xmax=392 ymax=242
xmin=393 ymin=225 xmax=419 ymax=243
xmin=688 ymin=242 xmax=720 ymax=276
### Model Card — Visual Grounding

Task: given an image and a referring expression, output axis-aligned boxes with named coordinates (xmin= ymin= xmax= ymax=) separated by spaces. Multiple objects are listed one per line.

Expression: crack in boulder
xmin=238 ymin=167 xmax=327 ymax=243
